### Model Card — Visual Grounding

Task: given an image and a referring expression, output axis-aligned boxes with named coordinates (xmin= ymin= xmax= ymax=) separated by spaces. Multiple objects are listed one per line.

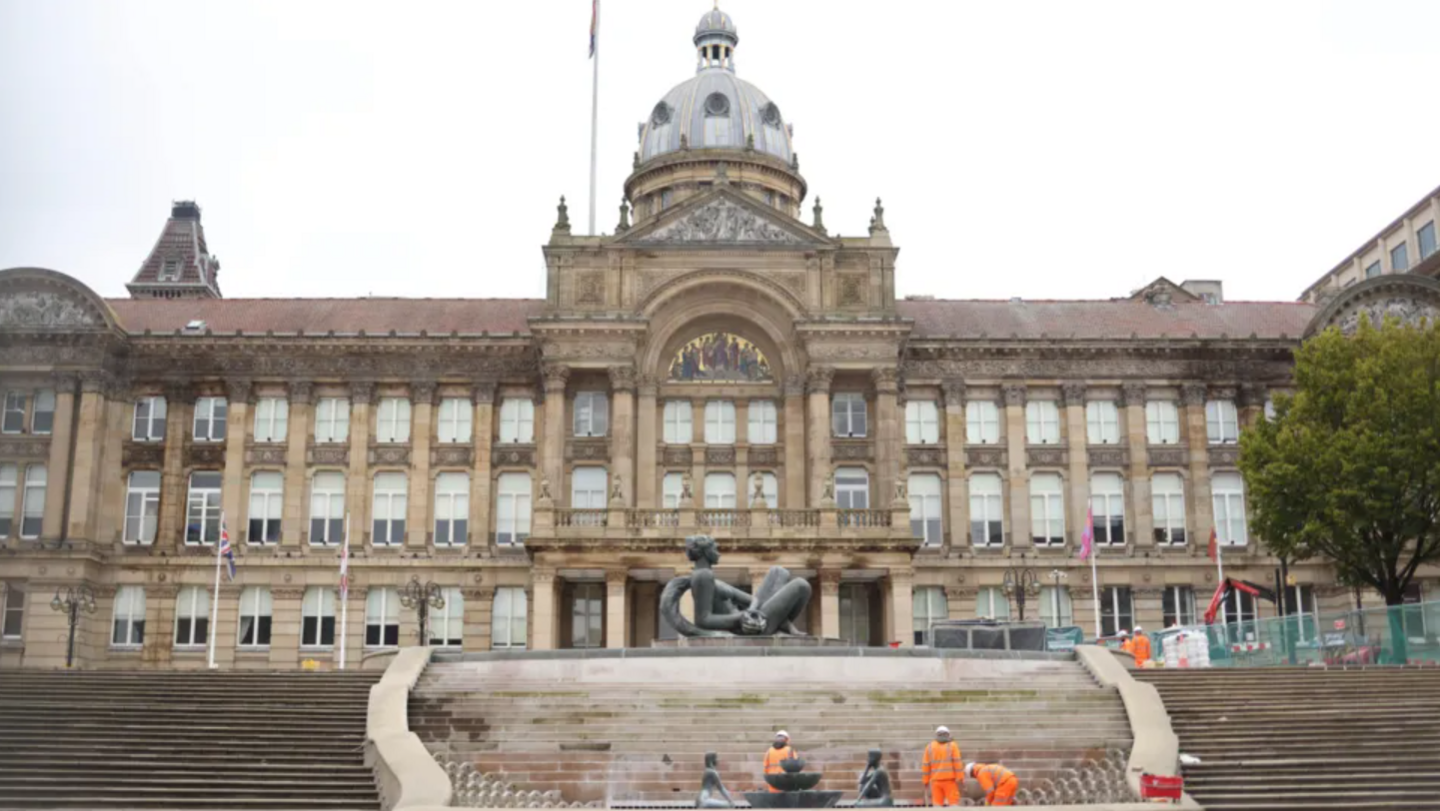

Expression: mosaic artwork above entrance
xmin=670 ymin=331 xmax=773 ymax=382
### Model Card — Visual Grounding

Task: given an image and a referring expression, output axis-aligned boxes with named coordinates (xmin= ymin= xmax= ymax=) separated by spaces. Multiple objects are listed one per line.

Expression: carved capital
xmin=410 ymin=379 xmax=437 ymax=404
xmin=1119 ymin=382 xmax=1147 ymax=408
xmin=637 ymin=375 xmax=661 ymax=397
xmin=542 ymin=364 xmax=570 ymax=393
xmin=288 ymin=380 xmax=314 ymax=404
xmin=608 ymin=365 xmax=637 ymax=392
xmin=1237 ymin=382 xmax=1268 ymax=409
xmin=605 ymin=569 xmax=629 ymax=586
xmin=1002 ymin=383 xmax=1027 ymax=407
xmin=473 ymin=379 xmax=499 ymax=405
xmin=819 ymin=570 xmax=843 ymax=592
xmin=806 ymin=366 xmax=834 ymax=394
xmin=79 ymin=371 xmax=109 ymax=395
xmin=164 ymin=380 xmax=195 ymax=403
xmin=226 ymin=378 xmax=253 ymax=404
xmin=870 ymin=366 xmax=900 ymax=394
xmin=783 ymin=375 xmax=807 ymax=397
xmin=1208 ymin=385 xmax=1238 ymax=403
xmin=50 ymin=371 xmax=80 ymax=392
xmin=940 ymin=379 xmax=966 ymax=408
xmin=531 ymin=567 xmax=557 ymax=586
xmin=1060 ymin=382 xmax=1086 ymax=409
xmin=1180 ymin=382 xmax=1207 ymax=407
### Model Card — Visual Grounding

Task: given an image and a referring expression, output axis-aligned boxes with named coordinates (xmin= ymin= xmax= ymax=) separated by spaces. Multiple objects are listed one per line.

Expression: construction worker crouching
xmin=1117 ymin=629 xmax=1133 ymax=655
xmin=762 ymin=730 xmax=797 ymax=793
xmin=1130 ymin=625 xmax=1152 ymax=666
xmin=966 ymin=762 xmax=1018 ymax=807
xmin=921 ymin=725 xmax=963 ymax=806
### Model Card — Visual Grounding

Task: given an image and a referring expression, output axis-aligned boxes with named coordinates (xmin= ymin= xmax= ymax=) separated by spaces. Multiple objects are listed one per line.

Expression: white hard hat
xmin=775 ymin=730 xmax=790 ymax=740
xmin=936 ymin=726 xmax=950 ymax=735
xmin=1134 ymin=625 xmax=1144 ymax=632
xmin=1118 ymin=630 xmax=1129 ymax=637
xmin=965 ymin=763 xmax=977 ymax=778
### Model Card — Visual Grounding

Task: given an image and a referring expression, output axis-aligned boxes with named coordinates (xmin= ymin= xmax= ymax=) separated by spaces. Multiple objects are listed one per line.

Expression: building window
xmin=429 ymin=587 xmax=463 ymax=647
xmin=1145 ymin=401 xmax=1179 ymax=445
xmin=969 ymin=473 xmax=1004 ymax=546
xmin=1089 ymin=473 xmax=1125 ymax=546
xmin=434 ymin=472 xmax=469 ymax=546
xmin=309 ymin=471 xmax=346 ymax=546
xmin=193 ymin=396 xmax=228 ymax=442
xmin=31 ymin=390 xmax=54 ymax=435
xmin=704 ymin=473 xmax=737 ymax=508
xmin=247 ymin=471 xmax=283 ymax=544
xmin=570 ymin=467 xmax=608 ymax=511
xmin=315 ymin=397 xmax=350 ymax=443
xmin=371 ymin=472 xmax=408 ymax=546
xmin=912 ymin=586 xmax=948 ymax=646
xmin=111 ymin=585 xmax=145 ymax=647
xmin=1219 ymin=589 xmax=1258 ymax=625
xmin=124 ymin=470 xmax=161 ymax=545
xmin=133 ymin=396 xmax=168 ymax=441
xmin=839 ymin=583 xmax=871 ymax=646
xmin=748 ymin=400 xmax=778 ymax=444
xmin=748 ymin=472 xmax=778 ymax=507
xmin=909 ymin=473 xmax=943 ymax=546
xmin=704 ymin=400 xmax=736 ymax=445
xmin=976 ymin=586 xmax=1010 ymax=621
xmin=20 ymin=465 xmax=45 ymax=539
xmin=1364 ymin=261 xmax=1382 ymax=279
xmin=237 ymin=586 xmax=273 ymax=648
xmin=2 ymin=583 xmax=24 ymax=639
xmin=437 ymin=398 xmax=472 ymax=444
xmin=573 ymin=392 xmax=609 ymax=437
xmin=1085 ymin=401 xmax=1120 ymax=445
xmin=0 ymin=464 xmax=15 ymax=538
xmin=1099 ymin=586 xmax=1134 ymax=638
xmin=831 ymin=393 xmax=868 ymax=438
xmin=1392 ymin=241 xmax=1410 ymax=272
xmin=1205 ymin=400 xmax=1239 ymax=444
xmin=376 ymin=397 xmax=411 ymax=443
xmin=835 ymin=467 xmax=869 ymax=509
xmin=252 ymin=397 xmax=289 ymax=443
xmin=1 ymin=392 xmax=26 ymax=434
xmin=1420 ymin=221 xmax=1437 ymax=260
xmin=1151 ymin=473 xmax=1186 ymax=546
xmin=966 ymin=401 xmax=1000 ymax=444
xmin=498 ymin=398 xmax=535 ymax=444
xmin=662 ymin=472 xmax=686 ymax=508
xmin=302 ymin=586 xmax=336 ymax=648
xmin=1163 ymin=586 xmax=1197 ymax=628
xmin=492 ymin=587 xmax=527 ymax=649
xmin=1039 ymin=586 xmax=1073 ymax=629
xmin=1029 ymin=473 xmax=1064 ymax=546
xmin=1025 ymin=401 xmax=1061 ymax=444
xmin=1283 ymin=584 xmax=1316 ymax=617
xmin=495 ymin=473 xmax=532 ymax=546
xmin=662 ymin=401 xmax=692 ymax=444
xmin=570 ymin=583 xmax=604 ymax=649
xmin=173 ymin=585 xmax=209 ymax=647
xmin=365 ymin=587 xmax=400 ymax=647
xmin=906 ymin=401 xmax=940 ymax=444
xmin=1212 ymin=471 xmax=1248 ymax=547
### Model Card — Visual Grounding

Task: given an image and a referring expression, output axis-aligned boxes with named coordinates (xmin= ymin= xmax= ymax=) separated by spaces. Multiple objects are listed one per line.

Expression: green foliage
xmin=1239 ymin=315 xmax=1440 ymax=606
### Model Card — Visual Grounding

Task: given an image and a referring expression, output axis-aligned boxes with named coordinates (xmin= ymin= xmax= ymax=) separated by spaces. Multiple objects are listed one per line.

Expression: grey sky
xmin=2 ymin=0 xmax=1438 ymax=304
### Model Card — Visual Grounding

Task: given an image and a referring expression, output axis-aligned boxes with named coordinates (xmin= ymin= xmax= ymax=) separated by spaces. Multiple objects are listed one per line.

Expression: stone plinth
xmin=652 ymin=635 xmax=853 ymax=649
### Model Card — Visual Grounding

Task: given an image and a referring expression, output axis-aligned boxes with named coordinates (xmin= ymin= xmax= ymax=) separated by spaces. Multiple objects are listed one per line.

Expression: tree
xmin=1240 ymin=315 xmax=1440 ymax=613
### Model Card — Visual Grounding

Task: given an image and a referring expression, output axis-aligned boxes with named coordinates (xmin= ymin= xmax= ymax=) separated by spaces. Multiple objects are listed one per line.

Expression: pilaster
xmin=819 ymin=570 xmax=842 ymax=640
xmin=636 ymin=377 xmax=659 ymax=508
xmin=157 ymin=384 xmax=191 ymax=551
xmin=407 ymin=380 xmax=435 ymax=548
xmin=605 ymin=570 xmax=629 ymax=649
xmin=221 ymin=379 xmax=251 ymax=544
xmin=941 ymin=380 xmax=967 ymax=550
xmin=872 ymin=367 xmax=901 ymax=509
xmin=41 ymin=375 xmax=77 ymax=541
xmin=783 ymin=375 xmax=806 ymax=509
xmin=888 ymin=569 xmax=914 ymax=648
xmin=531 ymin=567 xmax=558 ymax=651
xmin=463 ymin=586 xmax=496 ymax=652
xmin=66 ymin=374 xmax=109 ymax=541
xmin=805 ymin=367 xmax=834 ymax=507
xmin=1183 ymin=383 xmax=1212 ymax=550
xmin=471 ymin=381 xmax=497 ymax=550
xmin=346 ymin=382 xmax=373 ymax=546
xmin=1121 ymin=383 xmax=1153 ymax=548
xmin=1003 ymin=383 xmax=1029 ymax=549
xmin=1062 ymin=382 xmax=1089 ymax=548
xmin=281 ymin=381 xmax=312 ymax=546
xmin=609 ymin=366 xmax=636 ymax=508
xmin=540 ymin=366 xmax=569 ymax=502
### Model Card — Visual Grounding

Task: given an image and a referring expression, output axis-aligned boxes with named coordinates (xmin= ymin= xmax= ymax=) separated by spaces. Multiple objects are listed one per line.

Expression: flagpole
xmin=1090 ymin=545 xmax=1102 ymax=641
xmin=338 ymin=512 xmax=351 ymax=671
xmin=207 ymin=512 xmax=224 ymax=670
xmin=1216 ymin=537 xmax=1225 ymax=584
xmin=588 ymin=0 xmax=600 ymax=235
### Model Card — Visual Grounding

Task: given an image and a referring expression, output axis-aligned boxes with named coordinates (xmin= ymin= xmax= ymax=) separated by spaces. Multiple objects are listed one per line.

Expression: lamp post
xmin=50 ymin=584 xmax=97 ymax=669
xmin=399 ymin=576 xmax=445 ymax=647
xmin=1002 ymin=568 xmax=1040 ymax=622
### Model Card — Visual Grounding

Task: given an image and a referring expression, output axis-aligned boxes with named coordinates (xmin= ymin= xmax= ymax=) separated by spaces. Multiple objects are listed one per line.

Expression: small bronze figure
xmin=696 ymin=752 xmax=735 ymax=808
xmin=855 ymin=749 xmax=893 ymax=807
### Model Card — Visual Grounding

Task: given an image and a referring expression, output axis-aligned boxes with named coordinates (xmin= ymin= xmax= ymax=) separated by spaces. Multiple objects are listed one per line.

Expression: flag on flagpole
xmin=588 ymin=0 xmax=599 ymax=58
xmin=1207 ymin=527 xmax=1219 ymax=562
xmin=219 ymin=520 xmax=237 ymax=581
xmin=1078 ymin=506 xmax=1095 ymax=561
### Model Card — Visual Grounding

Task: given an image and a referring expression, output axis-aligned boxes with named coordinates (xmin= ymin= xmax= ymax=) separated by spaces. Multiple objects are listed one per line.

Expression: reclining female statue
xmin=660 ymin=535 xmax=812 ymax=637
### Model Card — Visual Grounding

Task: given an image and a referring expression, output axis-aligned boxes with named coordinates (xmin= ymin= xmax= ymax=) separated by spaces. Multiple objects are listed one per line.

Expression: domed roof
xmin=695 ymin=8 xmax=738 ymax=45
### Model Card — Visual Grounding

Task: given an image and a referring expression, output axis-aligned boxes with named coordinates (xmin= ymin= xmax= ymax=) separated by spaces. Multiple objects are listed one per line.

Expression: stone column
xmin=941 ymin=380 xmax=968 ymax=550
xmin=269 ymin=587 xmax=304 ymax=668
xmin=636 ymin=377 xmax=659 ymax=508
xmin=407 ymin=380 xmax=435 ymax=549
xmin=1062 ymin=383 xmax=1089 ymax=548
xmin=282 ymin=381 xmax=312 ymax=547
xmin=540 ymin=366 xmax=569 ymax=501
xmin=783 ymin=376 xmax=807 ymax=509
xmin=1238 ymin=382 xmax=1267 ymax=430
xmin=819 ymin=570 xmax=842 ymax=640
xmin=734 ymin=399 xmax=750 ymax=506
xmin=65 ymin=373 xmax=110 ymax=541
xmin=346 ymin=382 xmax=374 ymax=545
xmin=531 ymin=567 xmax=558 ymax=651
xmin=806 ymin=367 xmax=834 ymax=507
xmin=471 ymin=381 xmax=497 ymax=550
xmin=1183 ymin=383 xmax=1213 ymax=550
xmin=94 ymin=396 xmax=128 ymax=546
xmin=946 ymin=585 xmax=976 ymax=621
xmin=889 ymin=569 xmax=914 ymax=648
xmin=221 ymin=379 xmax=252 ymax=544
xmin=147 ymin=584 xmax=178 ymax=667
xmin=465 ymin=586 xmax=495 ymax=652
xmin=41 ymin=374 xmax=78 ymax=541
xmin=1003 ymin=383 xmax=1030 ymax=549
xmin=873 ymin=367 xmax=901 ymax=508
xmin=1122 ymin=383 xmax=1153 ymax=548
xmin=605 ymin=570 xmax=629 ymax=649
xmin=157 ymin=384 xmax=191 ymax=551
xmin=609 ymin=366 xmax=636 ymax=508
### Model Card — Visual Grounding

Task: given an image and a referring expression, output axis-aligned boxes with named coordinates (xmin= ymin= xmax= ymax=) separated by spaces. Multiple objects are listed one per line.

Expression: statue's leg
xmin=754 ymin=566 xmax=788 ymax=605
xmin=760 ymin=578 xmax=812 ymax=634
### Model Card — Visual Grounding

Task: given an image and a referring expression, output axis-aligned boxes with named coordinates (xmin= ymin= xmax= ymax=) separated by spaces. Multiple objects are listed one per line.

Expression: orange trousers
xmin=928 ymin=779 xmax=961 ymax=806
xmin=986 ymin=776 xmax=1019 ymax=806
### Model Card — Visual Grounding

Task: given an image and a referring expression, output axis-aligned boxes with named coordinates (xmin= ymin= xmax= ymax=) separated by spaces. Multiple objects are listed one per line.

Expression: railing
xmin=698 ymin=510 xmax=751 ymax=529
xmin=838 ymin=509 xmax=892 ymax=528
xmin=767 ymin=510 xmax=820 ymax=528
xmin=626 ymin=510 xmax=679 ymax=529
xmin=555 ymin=509 xmax=608 ymax=528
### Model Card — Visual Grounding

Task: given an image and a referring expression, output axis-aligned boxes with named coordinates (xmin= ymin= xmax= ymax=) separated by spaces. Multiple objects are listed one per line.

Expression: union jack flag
xmin=588 ymin=0 xmax=598 ymax=58
xmin=219 ymin=521 xmax=237 ymax=581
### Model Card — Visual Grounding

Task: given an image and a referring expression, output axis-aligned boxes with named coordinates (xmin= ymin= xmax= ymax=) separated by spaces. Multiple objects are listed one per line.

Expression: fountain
xmin=743 ymin=757 xmax=842 ymax=809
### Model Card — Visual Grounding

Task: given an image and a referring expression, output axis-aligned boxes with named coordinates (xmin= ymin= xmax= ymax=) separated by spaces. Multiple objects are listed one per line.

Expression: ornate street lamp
xmin=399 ymin=576 xmax=445 ymax=646
xmin=1002 ymin=568 xmax=1040 ymax=622
xmin=50 ymin=584 xmax=97 ymax=668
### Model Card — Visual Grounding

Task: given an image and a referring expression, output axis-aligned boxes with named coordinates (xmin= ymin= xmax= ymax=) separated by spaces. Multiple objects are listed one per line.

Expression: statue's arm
xmin=692 ymin=572 xmax=743 ymax=629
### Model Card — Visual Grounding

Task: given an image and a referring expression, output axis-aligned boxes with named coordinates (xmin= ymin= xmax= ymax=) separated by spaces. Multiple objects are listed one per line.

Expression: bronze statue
xmin=696 ymin=752 xmax=735 ymax=808
xmin=661 ymin=535 xmax=811 ymax=637
xmin=855 ymin=749 xmax=893 ymax=807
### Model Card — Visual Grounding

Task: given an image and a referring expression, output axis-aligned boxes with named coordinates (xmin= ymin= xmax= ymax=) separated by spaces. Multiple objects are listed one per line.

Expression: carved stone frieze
xmin=432 ymin=445 xmax=474 ymax=468
xmin=0 ymin=436 xmax=50 ymax=459
xmin=1208 ymin=446 xmax=1240 ymax=467
xmin=184 ymin=443 xmax=226 ymax=468
xmin=906 ymin=446 xmax=946 ymax=468
xmin=633 ymin=197 xmax=808 ymax=244
xmin=245 ymin=444 xmax=288 ymax=466
xmin=566 ymin=438 xmax=610 ymax=462
xmin=120 ymin=345 xmax=537 ymax=383
xmin=0 ymin=290 xmax=100 ymax=328
xmin=368 ymin=444 xmax=411 ymax=466
xmin=0 ymin=343 xmax=109 ymax=367
xmin=308 ymin=445 xmax=350 ymax=466
xmin=806 ymin=342 xmax=901 ymax=363
xmin=1208 ymin=385 xmax=1238 ymax=402
xmin=705 ymin=447 xmax=736 ymax=466
xmin=748 ymin=447 xmax=780 ymax=467
xmin=661 ymin=446 xmax=693 ymax=467
xmin=838 ymin=274 xmax=866 ymax=307
xmin=1147 ymin=447 xmax=1188 ymax=467
xmin=1337 ymin=297 xmax=1440 ymax=335
xmin=575 ymin=272 xmax=605 ymax=305
xmin=832 ymin=440 xmax=873 ymax=461
xmin=965 ymin=447 xmax=1006 ymax=468
xmin=492 ymin=445 xmax=536 ymax=468
xmin=906 ymin=356 xmax=1295 ymax=387
xmin=121 ymin=440 xmax=166 ymax=468
xmin=1087 ymin=446 xmax=1129 ymax=468
xmin=1026 ymin=447 xmax=1068 ymax=467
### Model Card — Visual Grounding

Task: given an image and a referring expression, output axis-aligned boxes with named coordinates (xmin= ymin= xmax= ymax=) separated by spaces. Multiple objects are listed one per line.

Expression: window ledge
xmin=236 ymin=647 xmax=271 ymax=656
xmin=108 ymin=645 xmax=143 ymax=654
xmin=300 ymin=645 xmax=335 ymax=653
xmin=0 ymin=638 xmax=24 ymax=650
xmin=172 ymin=646 xmax=207 ymax=654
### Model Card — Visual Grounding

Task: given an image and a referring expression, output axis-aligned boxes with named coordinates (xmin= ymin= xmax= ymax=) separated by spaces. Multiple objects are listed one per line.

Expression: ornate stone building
xmin=4 ymin=9 xmax=1439 ymax=669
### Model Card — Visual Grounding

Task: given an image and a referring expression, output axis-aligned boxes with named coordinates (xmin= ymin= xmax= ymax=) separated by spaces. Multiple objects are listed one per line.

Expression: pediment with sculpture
xmin=0 ymin=268 xmax=115 ymax=332
xmin=625 ymin=189 xmax=820 ymax=247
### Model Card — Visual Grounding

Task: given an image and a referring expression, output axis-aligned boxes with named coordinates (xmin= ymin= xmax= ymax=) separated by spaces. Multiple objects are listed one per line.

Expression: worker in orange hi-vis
xmin=1131 ymin=625 xmax=1153 ymax=665
xmin=762 ymin=730 xmax=797 ymax=793
xmin=921 ymin=725 xmax=963 ymax=806
xmin=966 ymin=762 xmax=1019 ymax=807
xmin=1118 ymin=629 xmax=1134 ymax=655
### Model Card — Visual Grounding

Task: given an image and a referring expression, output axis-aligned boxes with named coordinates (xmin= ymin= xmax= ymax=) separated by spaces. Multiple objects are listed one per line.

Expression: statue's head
xmin=685 ymin=535 xmax=720 ymax=565
xmin=705 ymin=752 xmax=719 ymax=769
xmin=867 ymin=749 xmax=882 ymax=767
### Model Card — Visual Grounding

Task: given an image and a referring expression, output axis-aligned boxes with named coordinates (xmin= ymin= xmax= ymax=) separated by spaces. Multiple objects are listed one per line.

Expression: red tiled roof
xmin=897 ymin=299 xmax=1317 ymax=340
xmin=105 ymin=298 xmax=546 ymax=335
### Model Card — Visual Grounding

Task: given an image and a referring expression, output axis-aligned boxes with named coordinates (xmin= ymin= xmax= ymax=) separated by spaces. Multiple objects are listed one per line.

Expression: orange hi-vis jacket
xmin=974 ymin=763 xmax=1017 ymax=793
xmin=763 ymin=745 xmax=797 ymax=792
xmin=921 ymin=740 xmax=963 ymax=785
xmin=1120 ymin=637 xmax=1135 ymax=655
xmin=1132 ymin=634 xmax=1152 ymax=662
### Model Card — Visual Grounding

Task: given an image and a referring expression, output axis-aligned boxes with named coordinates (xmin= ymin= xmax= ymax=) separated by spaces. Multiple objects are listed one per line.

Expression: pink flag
xmin=1078 ymin=506 xmax=1095 ymax=561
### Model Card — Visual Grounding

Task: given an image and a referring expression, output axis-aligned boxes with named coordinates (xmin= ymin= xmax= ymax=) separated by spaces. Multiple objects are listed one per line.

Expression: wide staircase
xmin=1137 ymin=666 xmax=1440 ymax=810
xmin=412 ymin=656 xmax=1132 ymax=805
xmin=0 ymin=669 xmax=383 ymax=810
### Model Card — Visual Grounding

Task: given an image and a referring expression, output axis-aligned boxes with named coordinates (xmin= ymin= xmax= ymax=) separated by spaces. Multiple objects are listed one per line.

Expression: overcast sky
xmin=2 ymin=0 xmax=1439 ymax=304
